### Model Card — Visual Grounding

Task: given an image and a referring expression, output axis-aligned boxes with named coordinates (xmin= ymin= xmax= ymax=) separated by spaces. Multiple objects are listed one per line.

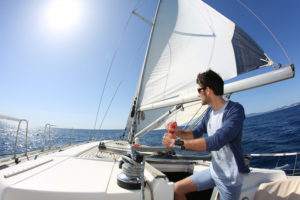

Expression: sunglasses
xmin=197 ymin=87 xmax=206 ymax=93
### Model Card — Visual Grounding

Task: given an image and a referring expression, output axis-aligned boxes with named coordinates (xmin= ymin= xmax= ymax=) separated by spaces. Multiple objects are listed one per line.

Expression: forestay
xmin=128 ymin=0 xmax=269 ymax=136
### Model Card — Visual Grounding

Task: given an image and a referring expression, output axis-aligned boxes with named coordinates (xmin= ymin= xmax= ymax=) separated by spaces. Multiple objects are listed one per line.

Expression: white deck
xmin=0 ymin=142 xmax=162 ymax=200
xmin=0 ymin=141 xmax=290 ymax=200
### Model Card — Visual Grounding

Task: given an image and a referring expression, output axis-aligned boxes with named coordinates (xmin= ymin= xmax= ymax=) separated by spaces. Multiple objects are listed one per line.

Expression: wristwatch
xmin=174 ymin=139 xmax=185 ymax=150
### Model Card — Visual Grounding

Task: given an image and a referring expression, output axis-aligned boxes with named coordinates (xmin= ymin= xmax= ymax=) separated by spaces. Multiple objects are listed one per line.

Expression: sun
xmin=44 ymin=0 xmax=83 ymax=33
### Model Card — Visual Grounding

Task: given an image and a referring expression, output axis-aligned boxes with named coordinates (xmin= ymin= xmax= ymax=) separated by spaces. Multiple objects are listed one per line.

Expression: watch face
xmin=175 ymin=139 xmax=184 ymax=146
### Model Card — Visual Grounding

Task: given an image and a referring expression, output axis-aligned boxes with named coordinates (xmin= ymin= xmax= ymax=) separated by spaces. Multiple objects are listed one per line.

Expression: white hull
xmin=0 ymin=140 xmax=294 ymax=200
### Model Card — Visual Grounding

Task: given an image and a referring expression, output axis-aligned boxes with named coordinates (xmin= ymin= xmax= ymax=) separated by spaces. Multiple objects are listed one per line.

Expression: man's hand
xmin=166 ymin=121 xmax=178 ymax=134
xmin=162 ymin=133 xmax=175 ymax=148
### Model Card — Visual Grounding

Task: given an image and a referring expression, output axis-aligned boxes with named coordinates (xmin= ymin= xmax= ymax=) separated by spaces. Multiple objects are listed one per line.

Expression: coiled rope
xmin=121 ymin=155 xmax=146 ymax=200
xmin=121 ymin=155 xmax=145 ymax=179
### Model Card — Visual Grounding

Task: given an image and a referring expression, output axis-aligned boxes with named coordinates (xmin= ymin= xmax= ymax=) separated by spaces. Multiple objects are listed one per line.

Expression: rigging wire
xmin=92 ymin=15 xmax=132 ymax=131
xmin=92 ymin=0 xmax=143 ymax=134
xmin=96 ymin=36 xmax=148 ymax=140
xmin=183 ymin=103 xmax=204 ymax=130
xmin=236 ymin=0 xmax=292 ymax=65
xmin=134 ymin=0 xmax=145 ymax=11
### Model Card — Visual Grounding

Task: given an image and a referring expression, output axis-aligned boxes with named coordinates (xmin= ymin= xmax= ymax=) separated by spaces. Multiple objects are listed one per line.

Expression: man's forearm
xmin=183 ymin=138 xmax=206 ymax=152
xmin=176 ymin=129 xmax=194 ymax=140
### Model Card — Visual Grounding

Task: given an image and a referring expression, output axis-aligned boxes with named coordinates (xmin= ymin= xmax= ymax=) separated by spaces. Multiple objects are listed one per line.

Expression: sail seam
xmin=162 ymin=42 xmax=172 ymax=101
xmin=198 ymin=1 xmax=217 ymax=71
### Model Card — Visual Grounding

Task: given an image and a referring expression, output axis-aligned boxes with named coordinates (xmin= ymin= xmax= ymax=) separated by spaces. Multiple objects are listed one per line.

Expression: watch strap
xmin=174 ymin=139 xmax=185 ymax=150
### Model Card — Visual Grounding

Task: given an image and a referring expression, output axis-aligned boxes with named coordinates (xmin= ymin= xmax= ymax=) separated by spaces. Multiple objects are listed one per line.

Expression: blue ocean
xmin=1 ymin=105 xmax=300 ymax=173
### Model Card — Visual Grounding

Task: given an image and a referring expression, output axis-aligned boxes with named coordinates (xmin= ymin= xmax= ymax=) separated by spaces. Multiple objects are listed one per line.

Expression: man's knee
xmin=174 ymin=177 xmax=198 ymax=195
xmin=174 ymin=182 xmax=187 ymax=200
xmin=174 ymin=182 xmax=184 ymax=195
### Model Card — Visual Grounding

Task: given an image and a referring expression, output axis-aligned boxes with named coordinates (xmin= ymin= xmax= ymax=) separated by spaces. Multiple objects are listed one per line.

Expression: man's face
xmin=197 ymin=84 xmax=208 ymax=105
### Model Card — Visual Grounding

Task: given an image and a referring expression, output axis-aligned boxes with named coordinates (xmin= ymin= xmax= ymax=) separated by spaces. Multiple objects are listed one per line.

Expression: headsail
xmin=127 ymin=0 xmax=290 ymax=140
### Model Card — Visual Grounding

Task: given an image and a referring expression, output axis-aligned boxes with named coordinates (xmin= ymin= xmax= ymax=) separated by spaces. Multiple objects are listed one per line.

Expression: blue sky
xmin=0 ymin=0 xmax=299 ymax=129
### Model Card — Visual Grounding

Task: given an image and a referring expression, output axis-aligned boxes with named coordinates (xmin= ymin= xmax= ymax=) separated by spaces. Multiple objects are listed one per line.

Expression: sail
xmin=128 ymin=0 xmax=269 ymax=134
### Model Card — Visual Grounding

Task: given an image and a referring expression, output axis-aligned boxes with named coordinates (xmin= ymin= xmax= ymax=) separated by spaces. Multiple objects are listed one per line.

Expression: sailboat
xmin=0 ymin=0 xmax=298 ymax=200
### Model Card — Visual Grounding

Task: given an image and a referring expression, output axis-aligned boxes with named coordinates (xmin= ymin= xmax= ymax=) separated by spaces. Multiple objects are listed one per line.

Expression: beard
xmin=200 ymin=93 xmax=208 ymax=105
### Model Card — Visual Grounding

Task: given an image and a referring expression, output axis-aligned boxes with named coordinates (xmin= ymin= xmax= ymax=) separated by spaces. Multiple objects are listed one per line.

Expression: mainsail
xmin=126 ymin=0 xmax=293 ymax=141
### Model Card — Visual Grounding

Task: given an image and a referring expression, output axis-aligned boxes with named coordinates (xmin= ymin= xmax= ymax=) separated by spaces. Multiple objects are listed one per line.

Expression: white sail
xmin=137 ymin=0 xmax=267 ymax=107
xmin=127 ymin=0 xmax=282 ymax=136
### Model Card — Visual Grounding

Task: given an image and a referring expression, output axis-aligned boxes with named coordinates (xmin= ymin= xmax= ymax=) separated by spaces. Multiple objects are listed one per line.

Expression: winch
xmin=117 ymin=151 xmax=145 ymax=190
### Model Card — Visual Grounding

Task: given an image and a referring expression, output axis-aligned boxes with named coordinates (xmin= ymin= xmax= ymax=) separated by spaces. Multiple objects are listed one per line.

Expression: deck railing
xmin=0 ymin=115 xmax=28 ymax=159
xmin=250 ymin=152 xmax=300 ymax=176
xmin=1 ymin=115 xmax=299 ymax=176
xmin=42 ymin=123 xmax=55 ymax=151
xmin=0 ymin=115 xmax=81 ymax=161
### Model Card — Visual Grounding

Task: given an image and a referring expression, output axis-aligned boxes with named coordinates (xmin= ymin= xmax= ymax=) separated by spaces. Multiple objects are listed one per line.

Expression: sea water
xmin=1 ymin=105 xmax=300 ymax=172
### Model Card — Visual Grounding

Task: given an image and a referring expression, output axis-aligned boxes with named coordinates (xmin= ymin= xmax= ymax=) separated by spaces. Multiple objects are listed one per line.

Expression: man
xmin=162 ymin=69 xmax=249 ymax=200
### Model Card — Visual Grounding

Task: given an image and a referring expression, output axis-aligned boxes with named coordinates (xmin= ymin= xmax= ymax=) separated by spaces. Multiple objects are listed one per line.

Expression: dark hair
xmin=196 ymin=69 xmax=224 ymax=95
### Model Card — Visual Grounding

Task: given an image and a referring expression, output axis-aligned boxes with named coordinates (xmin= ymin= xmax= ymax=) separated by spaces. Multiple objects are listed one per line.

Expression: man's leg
xmin=174 ymin=168 xmax=215 ymax=200
xmin=174 ymin=177 xmax=198 ymax=200
xmin=214 ymin=179 xmax=242 ymax=200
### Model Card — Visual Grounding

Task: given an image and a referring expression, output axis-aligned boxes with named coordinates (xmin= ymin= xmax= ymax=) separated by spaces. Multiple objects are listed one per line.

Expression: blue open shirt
xmin=192 ymin=101 xmax=250 ymax=173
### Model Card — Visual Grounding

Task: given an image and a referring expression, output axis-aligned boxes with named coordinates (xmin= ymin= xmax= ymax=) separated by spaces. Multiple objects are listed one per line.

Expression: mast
xmin=128 ymin=0 xmax=162 ymax=143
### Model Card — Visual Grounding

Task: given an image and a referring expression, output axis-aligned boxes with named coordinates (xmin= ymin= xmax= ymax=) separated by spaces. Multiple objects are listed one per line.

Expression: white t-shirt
xmin=207 ymin=102 xmax=241 ymax=186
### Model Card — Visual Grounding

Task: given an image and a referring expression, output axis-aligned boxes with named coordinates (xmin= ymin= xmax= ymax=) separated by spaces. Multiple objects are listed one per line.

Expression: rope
xmin=121 ymin=155 xmax=145 ymax=179
xmin=121 ymin=154 xmax=146 ymax=200
xmin=236 ymin=0 xmax=292 ymax=64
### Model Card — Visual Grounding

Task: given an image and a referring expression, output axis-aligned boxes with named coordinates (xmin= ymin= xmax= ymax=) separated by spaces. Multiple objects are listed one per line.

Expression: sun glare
xmin=44 ymin=0 xmax=83 ymax=33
